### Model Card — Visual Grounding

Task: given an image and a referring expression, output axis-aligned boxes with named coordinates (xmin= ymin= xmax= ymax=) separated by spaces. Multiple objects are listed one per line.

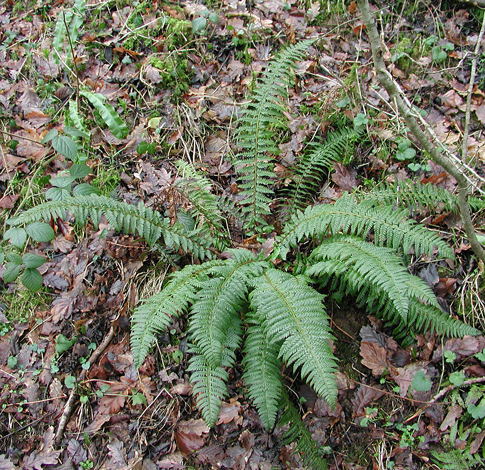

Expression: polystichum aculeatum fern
xmin=2 ymin=40 xmax=483 ymax=469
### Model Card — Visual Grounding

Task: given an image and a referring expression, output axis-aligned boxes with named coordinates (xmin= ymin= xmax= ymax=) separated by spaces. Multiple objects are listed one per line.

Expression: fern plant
xmin=1 ymin=40 xmax=482 ymax=469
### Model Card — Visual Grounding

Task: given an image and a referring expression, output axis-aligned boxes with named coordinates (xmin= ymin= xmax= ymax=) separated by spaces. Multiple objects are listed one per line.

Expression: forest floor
xmin=1 ymin=0 xmax=485 ymax=469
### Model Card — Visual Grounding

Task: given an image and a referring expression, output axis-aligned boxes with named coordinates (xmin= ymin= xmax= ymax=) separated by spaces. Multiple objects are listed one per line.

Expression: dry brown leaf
xmin=175 ymin=419 xmax=209 ymax=455
xmin=439 ymin=404 xmax=463 ymax=431
xmin=351 ymin=384 xmax=385 ymax=418
xmin=360 ymin=341 xmax=388 ymax=375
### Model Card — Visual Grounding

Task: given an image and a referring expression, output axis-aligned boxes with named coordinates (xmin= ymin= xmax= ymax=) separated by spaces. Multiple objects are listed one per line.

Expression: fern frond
xmin=250 ymin=269 xmax=338 ymax=406
xmin=392 ymin=300 xmax=481 ymax=338
xmin=283 ymin=127 xmax=361 ymax=217
xmin=276 ymin=195 xmax=454 ymax=260
xmin=174 ymin=161 xmax=230 ymax=249
xmin=354 ymin=179 xmax=485 ymax=214
xmin=9 ymin=195 xmax=214 ymax=259
xmin=278 ymin=394 xmax=329 ymax=470
xmin=131 ymin=261 xmax=224 ymax=368
xmin=431 ymin=448 xmax=484 ymax=470
xmin=234 ymin=39 xmax=315 ymax=229
xmin=189 ymin=249 xmax=267 ymax=367
xmin=306 ymin=235 xmax=439 ymax=321
xmin=189 ymin=317 xmax=242 ymax=426
xmin=242 ymin=320 xmax=283 ymax=430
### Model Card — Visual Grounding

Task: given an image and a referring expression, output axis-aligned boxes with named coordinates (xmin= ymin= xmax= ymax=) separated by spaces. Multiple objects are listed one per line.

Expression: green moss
xmin=149 ymin=54 xmax=193 ymax=97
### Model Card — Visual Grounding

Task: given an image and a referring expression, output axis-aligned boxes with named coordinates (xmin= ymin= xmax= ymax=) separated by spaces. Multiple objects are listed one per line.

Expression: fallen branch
xmin=356 ymin=0 xmax=485 ymax=264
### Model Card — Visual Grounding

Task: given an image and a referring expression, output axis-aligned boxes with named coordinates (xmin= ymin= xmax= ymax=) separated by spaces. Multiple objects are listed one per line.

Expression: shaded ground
xmin=1 ymin=0 xmax=485 ymax=469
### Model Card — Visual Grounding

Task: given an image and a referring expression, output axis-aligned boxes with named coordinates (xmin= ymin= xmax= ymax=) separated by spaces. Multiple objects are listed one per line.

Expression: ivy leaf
xmin=4 ymin=227 xmax=27 ymax=248
xmin=21 ymin=268 xmax=43 ymax=291
xmin=449 ymin=371 xmax=465 ymax=386
xmin=22 ymin=253 xmax=47 ymax=269
xmin=26 ymin=222 xmax=55 ymax=242
xmin=412 ymin=370 xmax=432 ymax=392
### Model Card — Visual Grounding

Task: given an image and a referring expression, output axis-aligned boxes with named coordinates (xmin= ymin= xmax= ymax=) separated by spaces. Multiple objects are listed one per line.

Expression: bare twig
xmin=461 ymin=12 xmax=485 ymax=165
xmin=403 ymin=376 xmax=485 ymax=423
xmin=356 ymin=0 xmax=485 ymax=264
xmin=54 ymin=325 xmax=116 ymax=446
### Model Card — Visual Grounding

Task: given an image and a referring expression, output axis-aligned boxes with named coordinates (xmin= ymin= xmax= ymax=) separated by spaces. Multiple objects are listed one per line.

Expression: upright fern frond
xmin=276 ymin=195 xmax=455 ymax=260
xmin=278 ymin=394 xmax=329 ymax=470
xmin=234 ymin=39 xmax=315 ymax=229
xmin=131 ymin=261 xmax=224 ymax=368
xmin=306 ymin=235 xmax=439 ymax=321
xmin=242 ymin=320 xmax=283 ymax=430
xmin=250 ymin=269 xmax=338 ymax=406
xmin=9 ymin=195 xmax=214 ymax=259
xmin=189 ymin=317 xmax=242 ymax=426
xmin=189 ymin=249 xmax=267 ymax=367
xmin=283 ymin=127 xmax=361 ymax=217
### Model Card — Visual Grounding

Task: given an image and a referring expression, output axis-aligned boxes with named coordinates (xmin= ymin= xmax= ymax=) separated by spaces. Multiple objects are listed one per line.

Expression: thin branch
xmin=54 ymin=325 xmax=115 ymax=446
xmin=461 ymin=12 xmax=485 ymax=164
xmin=356 ymin=0 xmax=485 ymax=264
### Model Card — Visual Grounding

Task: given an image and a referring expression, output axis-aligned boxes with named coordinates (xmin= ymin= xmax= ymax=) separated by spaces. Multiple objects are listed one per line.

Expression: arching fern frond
xmin=391 ymin=300 xmax=481 ymax=338
xmin=283 ymin=126 xmax=361 ymax=218
xmin=250 ymin=269 xmax=338 ymax=406
xmin=234 ymin=39 xmax=315 ymax=229
xmin=8 ymin=195 xmax=214 ymax=259
xmin=354 ymin=179 xmax=485 ymax=214
xmin=242 ymin=320 xmax=283 ymax=430
xmin=174 ymin=161 xmax=230 ymax=249
xmin=278 ymin=393 xmax=329 ymax=470
xmin=189 ymin=249 xmax=267 ymax=367
xmin=189 ymin=317 xmax=242 ymax=427
xmin=276 ymin=195 xmax=454 ymax=260
xmin=131 ymin=261 xmax=224 ymax=368
xmin=306 ymin=235 xmax=439 ymax=321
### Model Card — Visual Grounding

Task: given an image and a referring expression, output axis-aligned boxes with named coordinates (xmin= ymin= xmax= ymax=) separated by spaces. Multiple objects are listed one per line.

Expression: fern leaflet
xmin=306 ymin=235 xmax=439 ymax=321
xmin=250 ymin=269 xmax=338 ymax=406
xmin=189 ymin=249 xmax=267 ymax=367
xmin=131 ymin=261 xmax=224 ymax=368
xmin=189 ymin=317 xmax=242 ymax=426
xmin=242 ymin=320 xmax=283 ymax=430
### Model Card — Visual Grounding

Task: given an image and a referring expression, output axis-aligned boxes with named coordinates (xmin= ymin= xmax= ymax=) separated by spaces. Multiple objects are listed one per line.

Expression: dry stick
xmin=461 ymin=13 xmax=485 ymax=165
xmin=403 ymin=376 xmax=485 ymax=424
xmin=54 ymin=325 xmax=116 ymax=446
xmin=456 ymin=0 xmax=485 ymax=7
xmin=356 ymin=0 xmax=485 ymax=264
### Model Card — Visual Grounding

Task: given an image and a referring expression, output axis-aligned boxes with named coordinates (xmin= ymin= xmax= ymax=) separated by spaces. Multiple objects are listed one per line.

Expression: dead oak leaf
xmin=175 ymin=419 xmax=210 ymax=455
xmin=360 ymin=341 xmax=388 ymax=375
